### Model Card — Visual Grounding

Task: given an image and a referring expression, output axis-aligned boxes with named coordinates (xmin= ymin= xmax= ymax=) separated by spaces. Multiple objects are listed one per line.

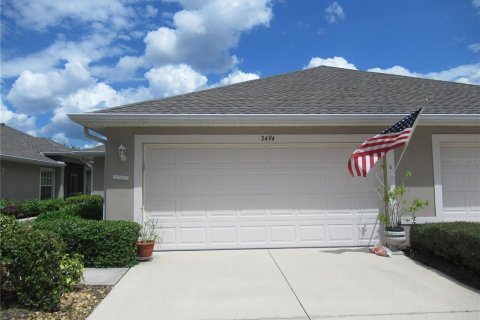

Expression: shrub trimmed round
xmin=65 ymin=194 xmax=103 ymax=220
xmin=410 ymin=222 xmax=480 ymax=274
xmin=34 ymin=218 xmax=141 ymax=268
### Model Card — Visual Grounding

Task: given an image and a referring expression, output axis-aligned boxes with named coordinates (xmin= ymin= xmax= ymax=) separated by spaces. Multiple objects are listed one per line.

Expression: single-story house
xmin=0 ymin=123 xmax=105 ymax=200
xmin=73 ymin=144 xmax=105 ymax=197
xmin=69 ymin=66 xmax=480 ymax=250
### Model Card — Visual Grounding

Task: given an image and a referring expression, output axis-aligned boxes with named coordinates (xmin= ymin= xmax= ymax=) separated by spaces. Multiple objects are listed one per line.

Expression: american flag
xmin=348 ymin=108 xmax=423 ymax=177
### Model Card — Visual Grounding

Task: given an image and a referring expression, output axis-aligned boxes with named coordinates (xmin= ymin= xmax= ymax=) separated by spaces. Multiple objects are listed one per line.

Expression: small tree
xmin=378 ymin=170 xmax=428 ymax=231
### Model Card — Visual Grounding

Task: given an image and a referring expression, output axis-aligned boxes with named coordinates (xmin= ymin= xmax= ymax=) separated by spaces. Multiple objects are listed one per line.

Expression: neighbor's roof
xmin=96 ymin=66 xmax=479 ymax=115
xmin=69 ymin=66 xmax=480 ymax=129
xmin=73 ymin=144 xmax=105 ymax=158
xmin=0 ymin=123 xmax=73 ymax=166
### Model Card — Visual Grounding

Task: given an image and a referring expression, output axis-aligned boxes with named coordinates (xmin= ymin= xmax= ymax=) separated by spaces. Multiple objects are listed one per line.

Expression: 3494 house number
xmin=260 ymin=135 xmax=275 ymax=142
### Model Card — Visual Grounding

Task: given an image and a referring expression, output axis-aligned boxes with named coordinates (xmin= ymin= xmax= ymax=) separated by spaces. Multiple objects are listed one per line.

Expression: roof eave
xmin=0 ymin=154 xmax=66 ymax=167
xmin=68 ymin=113 xmax=480 ymax=129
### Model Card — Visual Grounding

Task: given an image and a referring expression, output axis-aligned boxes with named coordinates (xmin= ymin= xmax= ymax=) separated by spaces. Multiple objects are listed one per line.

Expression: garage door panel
xmin=328 ymin=225 xmax=354 ymax=242
xmin=144 ymin=143 xmax=380 ymax=250
xmin=270 ymin=226 xmax=296 ymax=243
xmin=240 ymin=226 xmax=267 ymax=243
xmin=210 ymin=227 xmax=237 ymax=244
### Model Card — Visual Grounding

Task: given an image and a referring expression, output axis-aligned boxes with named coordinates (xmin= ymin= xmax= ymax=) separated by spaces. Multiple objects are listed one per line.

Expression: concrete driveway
xmin=88 ymin=248 xmax=480 ymax=320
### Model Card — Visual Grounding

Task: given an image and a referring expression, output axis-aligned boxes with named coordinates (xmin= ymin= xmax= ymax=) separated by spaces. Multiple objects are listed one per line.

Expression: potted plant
xmin=136 ymin=219 xmax=160 ymax=261
xmin=378 ymin=170 xmax=428 ymax=248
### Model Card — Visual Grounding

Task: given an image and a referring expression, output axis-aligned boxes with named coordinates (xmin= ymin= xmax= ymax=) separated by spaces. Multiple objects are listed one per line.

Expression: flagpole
xmin=394 ymin=99 xmax=429 ymax=173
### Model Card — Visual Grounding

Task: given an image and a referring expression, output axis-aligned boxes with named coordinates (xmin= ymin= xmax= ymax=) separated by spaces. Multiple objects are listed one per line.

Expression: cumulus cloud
xmin=368 ymin=63 xmax=480 ymax=84
xmin=216 ymin=70 xmax=260 ymax=86
xmin=325 ymin=2 xmax=345 ymax=24
xmin=140 ymin=0 xmax=273 ymax=73
xmin=2 ymin=0 xmax=134 ymax=31
xmin=305 ymin=56 xmax=357 ymax=70
xmin=0 ymin=100 xmax=37 ymax=136
xmin=7 ymin=62 xmax=94 ymax=114
xmin=145 ymin=64 xmax=208 ymax=97
xmin=1 ymin=33 xmax=119 ymax=79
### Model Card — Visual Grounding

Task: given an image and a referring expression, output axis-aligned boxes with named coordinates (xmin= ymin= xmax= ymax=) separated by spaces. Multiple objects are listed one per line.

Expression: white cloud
xmin=140 ymin=0 xmax=273 ymax=73
xmin=325 ymin=2 xmax=345 ymax=24
xmin=3 ymin=0 xmax=134 ymax=31
xmin=6 ymin=62 xmax=94 ymax=114
xmin=473 ymin=0 xmax=480 ymax=8
xmin=145 ymin=64 xmax=208 ymax=97
xmin=368 ymin=63 xmax=480 ymax=84
xmin=468 ymin=43 xmax=480 ymax=53
xmin=1 ymin=33 xmax=119 ymax=79
xmin=40 ymin=82 xmax=127 ymax=141
xmin=217 ymin=70 xmax=260 ymax=86
xmin=305 ymin=56 xmax=357 ymax=70
xmin=0 ymin=100 xmax=37 ymax=136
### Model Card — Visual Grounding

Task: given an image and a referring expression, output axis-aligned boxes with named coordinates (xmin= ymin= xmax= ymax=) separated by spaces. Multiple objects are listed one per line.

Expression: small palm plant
xmin=378 ymin=170 xmax=428 ymax=231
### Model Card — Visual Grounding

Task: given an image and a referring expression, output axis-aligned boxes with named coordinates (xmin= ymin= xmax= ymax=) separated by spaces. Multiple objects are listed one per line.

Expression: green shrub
xmin=0 ymin=219 xmax=71 ymax=311
xmin=34 ymin=218 xmax=140 ymax=267
xmin=0 ymin=199 xmax=23 ymax=218
xmin=35 ymin=205 xmax=83 ymax=222
xmin=410 ymin=222 xmax=480 ymax=274
xmin=21 ymin=198 xmax=65 ymax=217
xmin=65 ymin=194 xmax=103 ymax=220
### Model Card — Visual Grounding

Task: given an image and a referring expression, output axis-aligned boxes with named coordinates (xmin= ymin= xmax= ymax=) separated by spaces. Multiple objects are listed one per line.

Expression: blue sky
xmin=1 ymin=0 xmax=479 ymax=148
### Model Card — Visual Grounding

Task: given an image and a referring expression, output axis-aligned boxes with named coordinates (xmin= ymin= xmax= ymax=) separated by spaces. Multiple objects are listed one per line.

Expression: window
xmin=40 ymin=168 xmax=55 ymax=200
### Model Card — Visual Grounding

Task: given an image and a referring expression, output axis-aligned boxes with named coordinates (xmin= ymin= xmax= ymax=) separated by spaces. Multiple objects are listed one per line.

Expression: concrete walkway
xmin=81 ymin=268 xmax=129 ymax=286
xmin=88 ymin=248 xmax=480 ymax=320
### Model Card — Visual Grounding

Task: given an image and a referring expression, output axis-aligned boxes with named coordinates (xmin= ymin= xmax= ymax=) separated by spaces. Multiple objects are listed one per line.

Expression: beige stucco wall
xmin=92 ymin=157 xmax=105 ymax=197
xmin=0 ymin=160 xmax=63 ymax=200
xmin=102 ymin=125 xmax=479 ymax=221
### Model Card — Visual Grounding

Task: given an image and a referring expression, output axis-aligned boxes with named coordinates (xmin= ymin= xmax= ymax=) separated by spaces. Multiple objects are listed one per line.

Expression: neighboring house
xmin=69 ymin=66 xmax=480 ymax=250
xmin=0 ymin=124 xmax=104 ymax=200
xmin=73 ymin=145 xmax=105 ymax=197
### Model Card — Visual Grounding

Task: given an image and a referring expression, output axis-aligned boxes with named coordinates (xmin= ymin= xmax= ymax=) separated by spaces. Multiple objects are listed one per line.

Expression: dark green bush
xmin=410 ymin=222 xmax=480 ymax=274
xmin=21 ymin=198 xmax=65 ymax=217
xmin=35 ymin=205 xmax=83 ymax=222
xmin=0 ymin=216 xmax=77 ymax=311
xmin=65 ymin=194 xmax=103 ymax=220
xmin=34 ymin=218 xmax=140 ymax=267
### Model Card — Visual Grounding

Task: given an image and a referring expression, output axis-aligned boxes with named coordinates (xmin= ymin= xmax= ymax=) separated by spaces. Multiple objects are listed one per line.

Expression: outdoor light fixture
xmin=118 ymin=143 xmax=127 ymax=162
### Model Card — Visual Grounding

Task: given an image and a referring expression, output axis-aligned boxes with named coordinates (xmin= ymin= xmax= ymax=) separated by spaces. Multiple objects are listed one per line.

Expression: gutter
xmin=68 ymin=113 xmax=480 ymax=129
xmin=84 ymin=127 xmax=107 ymax=144
xmin=0 ymin=154 xmax=66 ymax=167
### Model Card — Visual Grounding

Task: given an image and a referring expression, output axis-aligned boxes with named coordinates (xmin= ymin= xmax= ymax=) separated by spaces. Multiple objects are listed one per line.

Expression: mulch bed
xmin=405 ymin=249 xmax=480 ymax=290
xmin=0 ymin=285 xmax=111 ymax=320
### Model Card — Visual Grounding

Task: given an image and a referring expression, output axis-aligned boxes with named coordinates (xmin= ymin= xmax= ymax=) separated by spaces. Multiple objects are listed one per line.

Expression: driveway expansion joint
xmin=268 ymin=249 xmax=312 ymax=320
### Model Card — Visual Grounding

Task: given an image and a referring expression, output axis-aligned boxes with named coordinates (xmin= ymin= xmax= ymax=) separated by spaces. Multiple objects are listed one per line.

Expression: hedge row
xmin=0 ymin=194 xmax=103 ymax=220
xmin=34 ymin=217 xmax=141 ymax=268
xmin=410 ymin=222 xmax=480 ymax=274
xmin=0 ymin=215 xmax=84 ymax=311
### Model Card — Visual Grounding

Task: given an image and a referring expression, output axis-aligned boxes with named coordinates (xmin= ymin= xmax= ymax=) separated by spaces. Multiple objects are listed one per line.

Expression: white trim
xmin=1 ymin=154 xmax=65 ymax=167
xmin=133 ymin=134 xmax=376 ymax=224
xmin=39 ymin=168 xmax=55 ymax=200
xmin=432 ymin=134 xmax=480 ymax=222
xmin=70 ymin=113 xmax=480 ymax=129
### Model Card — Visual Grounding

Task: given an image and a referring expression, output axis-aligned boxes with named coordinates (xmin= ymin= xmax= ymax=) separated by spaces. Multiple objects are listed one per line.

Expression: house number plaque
xmin=260 ymin=135 xmax=275 ymax=142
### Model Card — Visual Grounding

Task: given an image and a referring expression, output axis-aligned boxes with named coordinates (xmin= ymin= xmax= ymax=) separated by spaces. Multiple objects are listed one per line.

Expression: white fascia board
xmin=0 ymin=154 xmax=66 ymax=167
xmin=68 ymin=113 xmax=480 ymax=129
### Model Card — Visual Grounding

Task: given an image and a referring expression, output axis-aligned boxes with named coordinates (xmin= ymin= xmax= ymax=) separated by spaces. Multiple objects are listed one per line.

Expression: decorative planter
xmin=136 ymin=241 xmax=155 ymax=261
xmin=383 ymin=228 xmax=406 ymax=247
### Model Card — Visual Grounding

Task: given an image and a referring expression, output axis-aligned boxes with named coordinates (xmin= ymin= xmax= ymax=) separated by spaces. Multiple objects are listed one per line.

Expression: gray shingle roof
xmin=83 ymin=145 xmax=105 ymax=152
xmin=95 ymin=66 xmax=479 ymax=115
xmin=0 ymin=124 xmax=73 ymax=164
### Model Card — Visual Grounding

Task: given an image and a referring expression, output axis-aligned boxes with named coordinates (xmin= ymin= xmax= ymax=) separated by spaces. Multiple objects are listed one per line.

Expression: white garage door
xmin=143 ymin=143 xmax=380 ymax=250
xmin=440 ymin=145 xmax=480 ymax=220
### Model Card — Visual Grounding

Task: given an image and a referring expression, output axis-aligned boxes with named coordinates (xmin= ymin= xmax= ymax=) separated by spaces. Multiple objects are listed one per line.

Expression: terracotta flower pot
xmin=136 ymin=241 xmax=155 ymax=260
